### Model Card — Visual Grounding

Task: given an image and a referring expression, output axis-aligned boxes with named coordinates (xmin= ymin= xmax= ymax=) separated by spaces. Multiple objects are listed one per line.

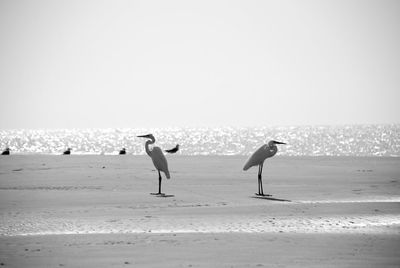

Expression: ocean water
xmin=0 ymin=125 xmax=399 ymax=156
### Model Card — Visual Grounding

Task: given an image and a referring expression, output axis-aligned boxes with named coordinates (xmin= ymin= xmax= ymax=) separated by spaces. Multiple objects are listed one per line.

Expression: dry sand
xmin=0 ymin=155 xmax=399 ymax=267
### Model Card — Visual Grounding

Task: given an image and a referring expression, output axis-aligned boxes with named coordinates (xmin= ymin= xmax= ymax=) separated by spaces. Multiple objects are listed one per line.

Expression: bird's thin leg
xmin=260 ymin=163 xmax=264 ymax=195
xmin=158 ymin=170 xmax=162 ymax=195
xmin=257 ymin=165 xmax=262 ymax=195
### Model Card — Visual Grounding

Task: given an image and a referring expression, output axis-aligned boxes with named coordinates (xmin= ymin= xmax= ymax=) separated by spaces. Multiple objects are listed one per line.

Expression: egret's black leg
xmin=260 ymin=163 xmax=264 ymax=195
xmin=257 ymin=165 xmax=262 ymax=195
xmin=158 ymin=170 xmax=162 ymax=194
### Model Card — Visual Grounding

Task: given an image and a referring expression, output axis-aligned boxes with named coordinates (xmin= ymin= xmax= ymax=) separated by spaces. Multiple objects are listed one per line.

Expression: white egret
xmin=243 ymin=140 xmax=286 ymax=196
xmin=137 ymin=134 xmax=171 ymax=195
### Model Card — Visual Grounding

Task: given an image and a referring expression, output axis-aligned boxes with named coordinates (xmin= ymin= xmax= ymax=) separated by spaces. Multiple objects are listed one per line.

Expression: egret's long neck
xmin=144 ymin=137 xmax=156 ymax=156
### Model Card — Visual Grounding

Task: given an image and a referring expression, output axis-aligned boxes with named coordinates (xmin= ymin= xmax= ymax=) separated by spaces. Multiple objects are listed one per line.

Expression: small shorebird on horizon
xmin=1 ymin=147 xmax=10 ymax=155
xmin=165 ymin=144 xmax=180 ymax=154
xmin=63 ymin=148 xmax=71 ymax=155
xmin=137 ymin=134 xmax=172 ymax=197
xmin=243 ymin=140 xmax=286 ymax=196
xmin=119 ymin=148 xmax=126 ymax=155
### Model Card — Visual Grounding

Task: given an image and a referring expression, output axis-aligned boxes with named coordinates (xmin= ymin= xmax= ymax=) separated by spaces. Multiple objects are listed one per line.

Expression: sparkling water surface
xmin=0 ymin=125 xmax=399 ymax=156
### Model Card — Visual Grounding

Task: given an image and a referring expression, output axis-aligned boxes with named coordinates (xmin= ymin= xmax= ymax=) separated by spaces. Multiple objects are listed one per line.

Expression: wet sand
xmin=0 ymin=155 xmax=399 ymax=267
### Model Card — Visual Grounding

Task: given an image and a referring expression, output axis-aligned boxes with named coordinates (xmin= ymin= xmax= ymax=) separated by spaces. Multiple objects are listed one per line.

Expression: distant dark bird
xmin=63 ymin=148 xmax=71 ymax=155
xmin=137 ymin=134 xmax=170 ymax=195
xmin=1 ymin=147 xmax=10 ymax=155
xmin=119 ymin=148 xmax=126 ymax=155
xmin=165 ymin=144 xmax=180 ymax=154
xmin=243 ymin=140 xmax=286 ymax=196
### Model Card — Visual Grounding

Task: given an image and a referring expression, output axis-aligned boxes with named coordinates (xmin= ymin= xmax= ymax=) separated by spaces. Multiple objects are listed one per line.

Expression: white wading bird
xmin=137 ymin=134 xmax=171 ymax=196
xmin=243 ymin=140 xmax=286 ymax=196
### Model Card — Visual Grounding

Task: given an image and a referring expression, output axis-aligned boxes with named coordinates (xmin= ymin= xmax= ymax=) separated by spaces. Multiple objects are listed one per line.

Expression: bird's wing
xmin=243 ymin=145 xmax=269 ymax=170
xmin=150 ymin=147 xmax=170 ymax=179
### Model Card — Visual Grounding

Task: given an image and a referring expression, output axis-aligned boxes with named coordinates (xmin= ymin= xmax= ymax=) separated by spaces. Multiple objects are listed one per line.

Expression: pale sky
xmin=0 ymin=0 xmax=399 ymax=129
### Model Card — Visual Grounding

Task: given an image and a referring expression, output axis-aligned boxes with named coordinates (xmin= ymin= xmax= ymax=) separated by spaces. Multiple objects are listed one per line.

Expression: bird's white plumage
xmin=150 ymin=146 xmax=170 ymax=179
xmin=243 ymin=142 xmax=278 ymax=170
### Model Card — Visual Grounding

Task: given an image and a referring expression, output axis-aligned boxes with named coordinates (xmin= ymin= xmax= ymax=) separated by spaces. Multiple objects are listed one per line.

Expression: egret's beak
xmin=137 ymin=134 xmax=151 ymax=138
xmin=273 ymin=141 xmax=286 ymax=145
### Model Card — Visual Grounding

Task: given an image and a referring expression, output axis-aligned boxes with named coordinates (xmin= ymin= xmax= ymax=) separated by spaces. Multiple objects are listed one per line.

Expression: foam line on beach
xmin=296 ymin=198 xmax=400 ymax=204
xmin=2 ymin=215 xmax=399 ymax=237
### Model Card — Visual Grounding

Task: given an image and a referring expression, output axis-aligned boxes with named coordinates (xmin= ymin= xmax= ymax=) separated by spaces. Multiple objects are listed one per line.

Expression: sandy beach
xmin=0 ymin=155 xmax=399 ymax=267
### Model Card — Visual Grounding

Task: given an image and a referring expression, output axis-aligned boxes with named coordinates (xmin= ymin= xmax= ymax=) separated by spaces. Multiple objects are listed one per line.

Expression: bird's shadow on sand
xmin=251 ymin=195 xmax=291 ymax=202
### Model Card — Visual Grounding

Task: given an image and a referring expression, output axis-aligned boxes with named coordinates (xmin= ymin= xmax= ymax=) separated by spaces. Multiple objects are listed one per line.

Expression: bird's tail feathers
xmin=243 ymin=162 xmax=252 ymax=171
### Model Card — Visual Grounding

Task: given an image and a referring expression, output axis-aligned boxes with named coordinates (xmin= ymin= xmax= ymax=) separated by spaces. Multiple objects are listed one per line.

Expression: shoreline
xmin=2 ymin=200 xmax=399 ymax=237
